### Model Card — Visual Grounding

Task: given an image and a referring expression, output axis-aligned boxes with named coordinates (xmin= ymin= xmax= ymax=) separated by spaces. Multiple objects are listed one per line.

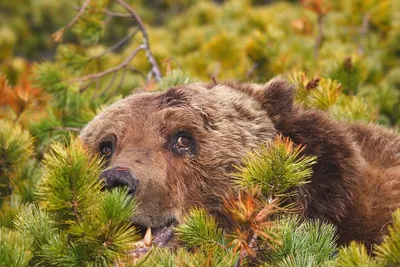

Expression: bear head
xmin=79 ymin=77 xmax=294 ymax=245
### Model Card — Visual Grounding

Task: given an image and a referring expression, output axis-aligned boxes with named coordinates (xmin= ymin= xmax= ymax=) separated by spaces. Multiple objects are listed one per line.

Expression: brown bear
xmin=80 ymin=77 xmax=400 ymax=250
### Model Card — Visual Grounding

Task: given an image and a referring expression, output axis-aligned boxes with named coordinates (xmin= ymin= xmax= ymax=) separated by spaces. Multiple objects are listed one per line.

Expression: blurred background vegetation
xmin=1 ymin=0 xmax=399 ymax=133
xmin=1 ymin=0 xmax=400 ymax=265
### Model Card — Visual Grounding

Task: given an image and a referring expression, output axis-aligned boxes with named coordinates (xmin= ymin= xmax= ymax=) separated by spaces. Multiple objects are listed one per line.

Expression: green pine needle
xmin=0 ymin=119 xmax=34 ymax=174
xmin=158 ymin=69 xmax=194 ymax=91
xmin=99 ymin=187 xmax=137 ymax=226
xmin=264 ymin=215 xmax=337 ymax=266
xmin=0 ymin=227 xmax=33 ymax=267
xmin=234 ymin=137 xmax=317 ymax=198
xmin=176 ymin=208 xmax=226 ymax=249
xmin=37 ymin=137 xmax=103 ymax=227
xmin=0 ymin=119 xmax=34 ymax=207
xmin=13 ymin=204 xmax=57 ymax=252
xmin=334 ymin=242 xmax=380 ymax=267
xmin=33 ymin=62 xmax=68 ymax=95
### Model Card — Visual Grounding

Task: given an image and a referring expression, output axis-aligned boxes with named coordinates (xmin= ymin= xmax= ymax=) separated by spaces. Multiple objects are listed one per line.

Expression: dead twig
xmin=64 ymin=0 xmax=161 ymax=93
xmin=91 ymin=27 xmax=140 ymax=59
xmin=76 ymin=44 xmax=145 ymax=91
xmin=115 ymin=0 xmax=162 ymax=82
xmin=211 ymin=75 xmax=218 ymax=84
xmin=96 ymin=71 xmax=118 ymax=99
xmin=53 ymin=0 xmax=91 ymax=42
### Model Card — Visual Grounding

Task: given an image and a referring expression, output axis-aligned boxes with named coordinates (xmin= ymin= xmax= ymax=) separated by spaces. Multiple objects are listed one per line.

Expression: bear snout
xmin=100 ymin=166 xmax=139 ymax=196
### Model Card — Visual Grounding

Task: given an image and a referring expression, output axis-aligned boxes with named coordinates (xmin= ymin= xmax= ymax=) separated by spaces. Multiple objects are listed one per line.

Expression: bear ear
xmin=259 ymin=77 xmax=294 ymax=118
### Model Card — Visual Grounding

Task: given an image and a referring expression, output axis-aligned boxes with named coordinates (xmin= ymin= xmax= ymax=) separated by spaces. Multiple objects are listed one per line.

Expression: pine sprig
xmin=33 ymin=137 xmax=139 ymax=265
xmin=13 ymin=204 xmax=57 ymax=254
xmin=0 ymin=227 xmax=33 ymax=267
xmin=176 ymin=208 xmax=226 ymax=249
xmin=234 ymin=136 xmax=317 ymax=198
xmin=37 ymin=137 xmax=103 ymax=227
xmin=333 ymin=242 xmax=380 ymax=267
xmin=0 ymin=119 xmax=34 ymax=207
xmin=264 ymin=215 xmax=337 ymax=266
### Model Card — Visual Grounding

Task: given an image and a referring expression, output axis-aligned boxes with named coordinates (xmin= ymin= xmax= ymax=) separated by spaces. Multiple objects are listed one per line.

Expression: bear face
xmin=79 ymin=78 xmax=290 ymax=243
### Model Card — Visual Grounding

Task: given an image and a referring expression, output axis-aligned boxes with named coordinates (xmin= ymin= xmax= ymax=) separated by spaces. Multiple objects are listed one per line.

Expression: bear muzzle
xmin=100 ymin=166 xmax=139 ymax=196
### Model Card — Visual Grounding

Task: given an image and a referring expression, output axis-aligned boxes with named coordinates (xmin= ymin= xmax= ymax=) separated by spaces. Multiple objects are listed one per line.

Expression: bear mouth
xmin=131 ymin=220 xmax=177 ymax=259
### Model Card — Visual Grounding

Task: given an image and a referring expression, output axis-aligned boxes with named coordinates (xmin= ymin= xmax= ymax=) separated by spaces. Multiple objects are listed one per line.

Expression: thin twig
xmin=98 ymin=71 xmax=118 ymax=98
xmin=115 ymin=0 xmax=162 ymax=82
xmin=211 ymin=75 xmax=218 ymax=84
xmin=92 ymin=27 xmax=139 ymax=59
xmin=111 ymin=67 xmax=127 ymax=96
xmin=127 ymin=67 xmax=147 ymax=79
xmin=108 ymin=69 xmax=127 ymax=98
xmin=75 ymin=44 xmax=144 ymax=90
xmin=53 ymin=0 xmax=91 ymax=42
xmin=358 ymin=13 xmax=370 ymax=56
xmin=314 ymin=14 xmax=324 ymax=60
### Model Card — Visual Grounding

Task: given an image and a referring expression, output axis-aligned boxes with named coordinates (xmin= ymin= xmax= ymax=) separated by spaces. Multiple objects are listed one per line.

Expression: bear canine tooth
xmin=144 ymin=227 xmax=152 ymax=247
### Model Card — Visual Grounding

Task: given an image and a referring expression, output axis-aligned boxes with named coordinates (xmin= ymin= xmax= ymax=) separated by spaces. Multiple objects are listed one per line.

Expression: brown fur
xmin=80 ymin=77 xmax=400 ymax=248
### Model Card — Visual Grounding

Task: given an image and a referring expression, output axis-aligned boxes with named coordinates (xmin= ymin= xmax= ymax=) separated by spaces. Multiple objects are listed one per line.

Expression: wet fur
xmin=80 ymin=78 xmax=400 ymax=248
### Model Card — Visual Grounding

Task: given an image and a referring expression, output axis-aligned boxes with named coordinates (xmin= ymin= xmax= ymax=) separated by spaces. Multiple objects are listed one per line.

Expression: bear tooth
xmin=144 ymin=227 xmax=152 ymax=247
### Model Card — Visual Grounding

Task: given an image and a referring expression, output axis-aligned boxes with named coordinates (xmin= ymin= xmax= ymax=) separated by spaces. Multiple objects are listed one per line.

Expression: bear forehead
xmin=80 ymin=83 xmax=268 ymax=146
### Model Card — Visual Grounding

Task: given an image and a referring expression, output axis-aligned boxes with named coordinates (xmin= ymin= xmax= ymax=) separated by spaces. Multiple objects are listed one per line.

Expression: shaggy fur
xmin=80 ymin=78 xmax=400 ymax=249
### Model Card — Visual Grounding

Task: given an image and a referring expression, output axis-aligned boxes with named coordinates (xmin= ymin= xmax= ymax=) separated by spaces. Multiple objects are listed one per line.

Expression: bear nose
xmin=100 ymin=166 xmax=139 ymax=196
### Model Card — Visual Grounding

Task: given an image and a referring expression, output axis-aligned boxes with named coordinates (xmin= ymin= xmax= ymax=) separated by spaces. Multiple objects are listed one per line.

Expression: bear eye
xmin=99 ymin=142 xmax=113 ymax=159
xmin=177 ymin=136 xmax=190 ymax=149
xmin=172 ymin=133 xmax=196 ymax=156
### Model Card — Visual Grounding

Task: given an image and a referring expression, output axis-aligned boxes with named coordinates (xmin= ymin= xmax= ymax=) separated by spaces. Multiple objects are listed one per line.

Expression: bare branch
xmin=127 ymin=67 xmax=147 ymax=80
xmin=114 ymin=67 xmax=127 ymax=95
xmin=115 ymin=0 xmax=162 ymax=82
xmin=92 ymin=27 xmax=140 ymax=59
xmin=98 ymin=71 xmax=118 ymax=98
xmin=53 ymin=0 xmax=91 ymax=42
xmin=74 ymin=44 xmax=145 ymax=91
xmin=64 ymin=0 xmax=162 ymax=93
